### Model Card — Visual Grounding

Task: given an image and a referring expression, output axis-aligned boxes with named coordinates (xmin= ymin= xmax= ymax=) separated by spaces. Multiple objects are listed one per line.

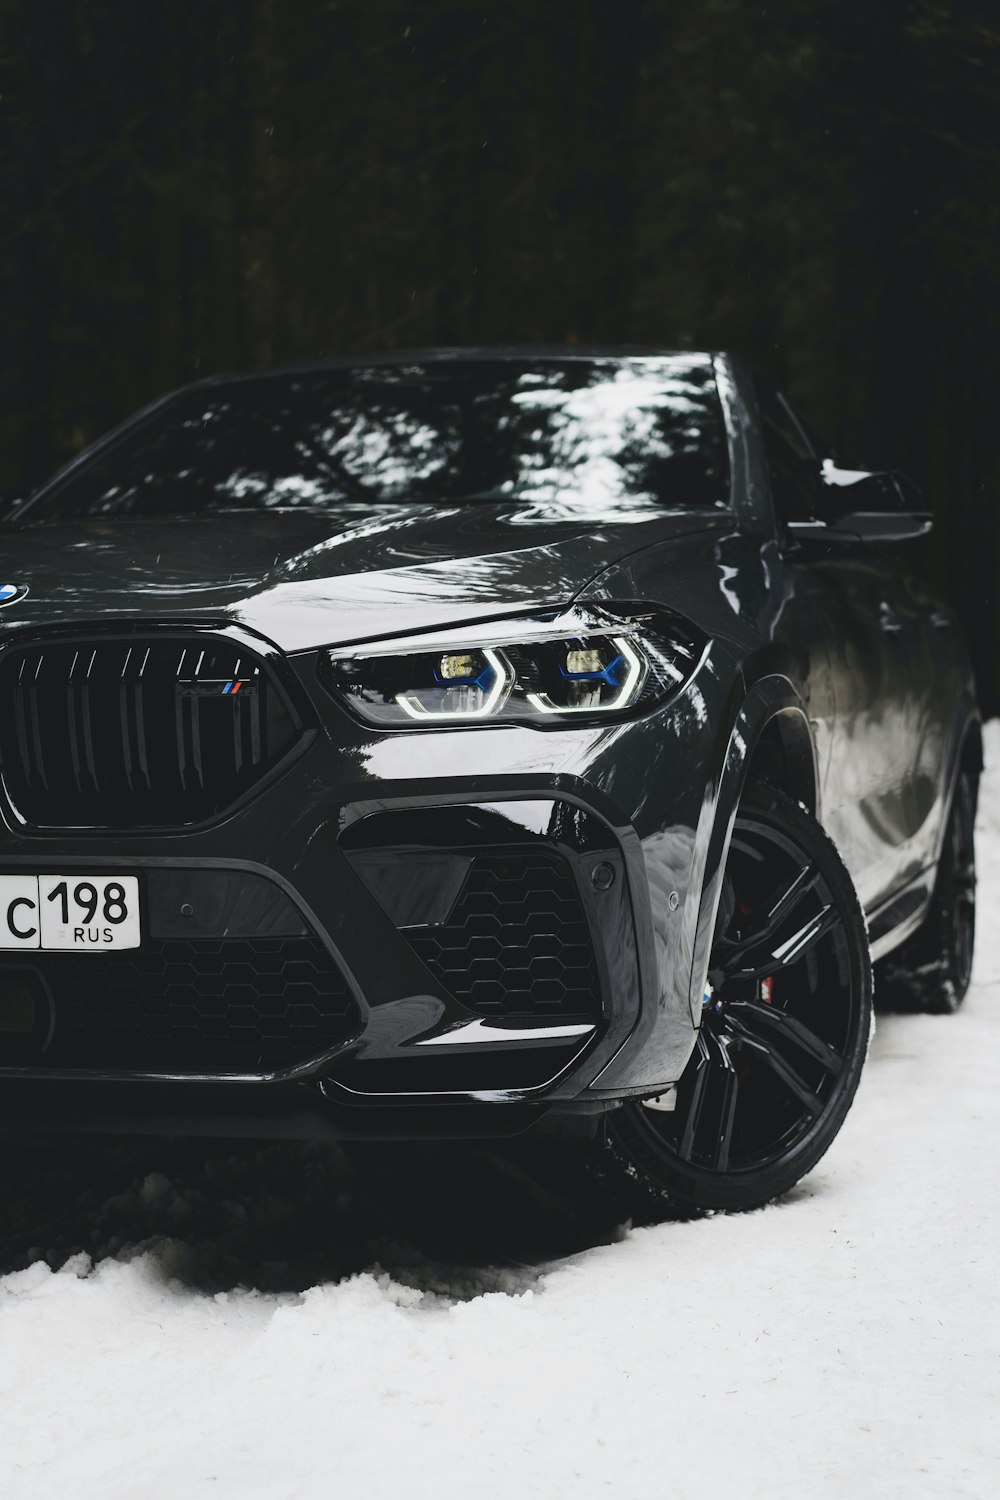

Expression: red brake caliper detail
xmin=738 ymin=899 xmax=772 ymax=1003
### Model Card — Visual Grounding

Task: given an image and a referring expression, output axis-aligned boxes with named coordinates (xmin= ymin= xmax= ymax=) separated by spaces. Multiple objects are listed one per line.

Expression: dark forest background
xmin=2 ymin=1 xmax=999 ymax=704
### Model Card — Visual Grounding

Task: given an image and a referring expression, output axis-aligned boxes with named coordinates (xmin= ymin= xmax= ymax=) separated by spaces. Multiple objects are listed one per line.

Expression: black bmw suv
xmin=0 ymin=351 xmax=979 ymax=1212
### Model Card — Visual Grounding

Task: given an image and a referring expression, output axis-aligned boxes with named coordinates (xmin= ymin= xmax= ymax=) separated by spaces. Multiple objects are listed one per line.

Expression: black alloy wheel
xmin=942 ymin=771 xmax=977 ymax=1000
xmin=879 ymin=768 xmax=977 ymax=1014
xmin=609 ymin=785 xmax=872 ymax=1213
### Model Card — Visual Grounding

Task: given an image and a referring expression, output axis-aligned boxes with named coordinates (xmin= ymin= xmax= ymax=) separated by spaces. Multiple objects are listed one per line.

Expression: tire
xmin=607 ymin=784 xmax=873 ymax=1214
xmin=877 ymin=769 xmax=977 ymax=1014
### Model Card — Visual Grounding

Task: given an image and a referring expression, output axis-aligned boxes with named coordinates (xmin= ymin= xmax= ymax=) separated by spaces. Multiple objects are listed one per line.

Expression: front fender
xmin=589 ymin=675 xmax=814 ymax=1095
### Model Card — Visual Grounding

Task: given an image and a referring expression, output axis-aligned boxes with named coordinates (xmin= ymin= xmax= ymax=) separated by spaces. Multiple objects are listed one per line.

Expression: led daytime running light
xmin=394 ymin=646 xmax=513 ymax=720
xmin=526 ymin=636 xmax=645 ymax=715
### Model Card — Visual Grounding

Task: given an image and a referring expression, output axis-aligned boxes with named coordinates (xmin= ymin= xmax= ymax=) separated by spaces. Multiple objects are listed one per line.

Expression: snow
xmin=3 ymin=734 xmax=1000 ymax=1499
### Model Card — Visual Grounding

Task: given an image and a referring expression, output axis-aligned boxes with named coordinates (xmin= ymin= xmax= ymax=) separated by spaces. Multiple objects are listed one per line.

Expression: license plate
xmin=0 ymin=876 xmax=141 ymax=951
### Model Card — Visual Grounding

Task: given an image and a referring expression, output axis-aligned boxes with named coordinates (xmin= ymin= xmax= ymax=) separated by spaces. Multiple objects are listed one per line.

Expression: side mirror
xmin=789 ymin=461 xmax=932 ymax=544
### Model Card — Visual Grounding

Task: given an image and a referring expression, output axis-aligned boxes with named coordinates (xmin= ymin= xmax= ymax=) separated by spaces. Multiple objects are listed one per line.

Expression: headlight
xmin=320 ymin=608 xmax=705 ymax=728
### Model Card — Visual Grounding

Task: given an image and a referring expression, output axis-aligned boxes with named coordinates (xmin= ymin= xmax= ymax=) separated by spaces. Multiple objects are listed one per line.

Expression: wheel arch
xmin=741 ymin=703 xmax=819 ymax=819
xmin=684 ymin=677 xmax=818 ymax=1028
xmin=959 ymin=712 xmax=984 ymax=779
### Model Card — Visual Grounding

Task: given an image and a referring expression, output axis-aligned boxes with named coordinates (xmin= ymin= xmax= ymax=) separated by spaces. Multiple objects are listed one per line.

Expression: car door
xmin=753 ymin=378 xmax=917 ymax=912
xmin=884 ymin=548 xmax=971 ymax=874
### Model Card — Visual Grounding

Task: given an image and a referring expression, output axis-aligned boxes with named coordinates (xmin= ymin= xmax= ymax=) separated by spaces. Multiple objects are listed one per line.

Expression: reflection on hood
xmin=2 ymin=501 xmax=732 ymax=651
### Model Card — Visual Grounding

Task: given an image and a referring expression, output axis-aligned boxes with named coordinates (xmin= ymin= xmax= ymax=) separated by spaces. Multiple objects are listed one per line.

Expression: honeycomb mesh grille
xmin=407 ymin=851 xmax=601 ymax=1020
xmin=2 ymin=937 xmax=359 ymax=1075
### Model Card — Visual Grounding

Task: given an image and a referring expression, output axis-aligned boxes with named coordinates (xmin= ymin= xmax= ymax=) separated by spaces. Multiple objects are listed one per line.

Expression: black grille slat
xmin=233 ymin=690 xmax=244 ymax=774
xmin=66 ymin=657 xmax=83 ymax=792
xmin=175 ymin=646 xmax=190 ymax=793
xmin=119 ymin=646 xmax=138 ymax=792
xmin=249 ymin=670 xmax=263 ymax=764
xmin=0 ymin=634 xmax=302 ymax=829
xmin=14 ymin=660 xmax=33 ymax=790
xmin=81 ymin=649 xmax=99 ymax=791
xmin=27 ymin=656 xmax=48 ymax=791
xmin=0 ymin=937 xmax=358 ymax=1075
xmin=176 ymin=693 xmax=190 ymax=792
xmin=190 ymin=690 xmax=205 ymax=787
xmin=119 ymin=649 xmax=133 ymax=791
xmin=134 ymin=649 xmax=151 ymax=789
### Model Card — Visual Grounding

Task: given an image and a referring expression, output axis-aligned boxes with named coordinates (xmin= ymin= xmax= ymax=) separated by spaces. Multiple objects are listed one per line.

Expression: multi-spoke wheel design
xmin=879 ymin=768 xmax=977 ymax=1013
xmin=946 ymin=772 xmax=977 ymax=996
xmin=610 ymin=785 xmax=872 ymax=1213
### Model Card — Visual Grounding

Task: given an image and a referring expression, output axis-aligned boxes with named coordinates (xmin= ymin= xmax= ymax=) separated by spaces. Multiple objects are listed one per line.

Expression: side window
xmin=753 ymin=379 xmax=820 ymax=525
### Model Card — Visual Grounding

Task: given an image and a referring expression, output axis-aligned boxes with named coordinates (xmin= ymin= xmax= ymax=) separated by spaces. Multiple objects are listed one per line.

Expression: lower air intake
xmin=405 ymin=851 xmax=602 ymax=1021
xmin=0 ymin=937 xmax=359 ymax=1076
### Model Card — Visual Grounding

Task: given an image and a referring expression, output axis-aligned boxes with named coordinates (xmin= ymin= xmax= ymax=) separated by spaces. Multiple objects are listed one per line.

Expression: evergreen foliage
xmin=2 ymin=2 xmax=998 ymax=699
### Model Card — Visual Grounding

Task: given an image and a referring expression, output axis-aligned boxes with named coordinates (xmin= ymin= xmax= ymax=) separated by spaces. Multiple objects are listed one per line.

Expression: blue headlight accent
xmin=432 ymin=663 xmax=497 ymax=691
xmin=558 ymin=653 xmax=624 ymax=688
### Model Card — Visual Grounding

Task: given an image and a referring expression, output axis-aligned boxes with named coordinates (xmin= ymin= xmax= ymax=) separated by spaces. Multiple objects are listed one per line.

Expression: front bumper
xmin=0 ymin=639 xmax=730 ymax=1140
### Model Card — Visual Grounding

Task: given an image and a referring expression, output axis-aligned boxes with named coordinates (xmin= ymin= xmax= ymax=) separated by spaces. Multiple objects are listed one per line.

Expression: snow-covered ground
xmin=3 ymin=734 xmax=1000 ymax=1500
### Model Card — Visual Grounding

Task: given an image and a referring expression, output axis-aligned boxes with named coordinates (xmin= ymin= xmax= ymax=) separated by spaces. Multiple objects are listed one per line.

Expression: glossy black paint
xmin=0 ymin=350 xmax=979 ymax=1139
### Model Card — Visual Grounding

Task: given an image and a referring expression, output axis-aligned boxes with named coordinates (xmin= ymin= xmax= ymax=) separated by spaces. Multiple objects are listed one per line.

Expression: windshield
xmin=25 ymin=355 xmax=730 ymax=521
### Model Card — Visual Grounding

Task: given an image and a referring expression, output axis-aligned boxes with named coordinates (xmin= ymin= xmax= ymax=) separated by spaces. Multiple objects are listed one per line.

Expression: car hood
xmin=0 ymin=502 xmax=729 ymax=651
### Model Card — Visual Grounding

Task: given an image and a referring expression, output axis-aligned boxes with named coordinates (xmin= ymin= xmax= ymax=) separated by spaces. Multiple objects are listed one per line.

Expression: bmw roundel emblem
xmin=0 ymin=583 xmax=27 ymax=607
